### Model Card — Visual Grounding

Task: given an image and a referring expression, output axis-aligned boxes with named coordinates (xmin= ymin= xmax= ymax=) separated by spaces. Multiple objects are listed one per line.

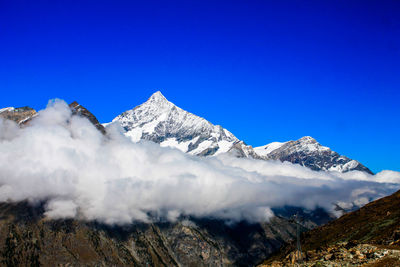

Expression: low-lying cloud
xmin=0 ymin=100 xmax=399 ymax=224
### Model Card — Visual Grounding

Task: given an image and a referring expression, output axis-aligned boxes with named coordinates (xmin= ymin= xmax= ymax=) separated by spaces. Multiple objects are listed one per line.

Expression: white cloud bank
xmin=0 ymin=100 xmax=399 ymax=224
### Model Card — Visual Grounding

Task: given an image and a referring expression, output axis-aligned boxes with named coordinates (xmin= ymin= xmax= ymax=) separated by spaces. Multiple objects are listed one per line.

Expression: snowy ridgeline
xmin=107 ymin=91 xmax=373 ymax=174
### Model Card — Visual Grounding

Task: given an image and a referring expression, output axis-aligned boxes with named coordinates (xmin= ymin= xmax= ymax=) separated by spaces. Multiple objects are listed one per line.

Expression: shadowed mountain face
xmin=69 ymin=101 xmax=106 ymax=135
xmin=0 ymin=201 xmax=315 ymax=266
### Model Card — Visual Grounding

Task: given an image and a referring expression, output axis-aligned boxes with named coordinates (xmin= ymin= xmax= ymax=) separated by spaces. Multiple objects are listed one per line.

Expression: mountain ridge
xmin=111 ymin=91 xmax=239 ymax=156
xmin=109 ymin=91 xmax=373 ymax=174
xmin=0 ymin=93 xmax=374 ymax=174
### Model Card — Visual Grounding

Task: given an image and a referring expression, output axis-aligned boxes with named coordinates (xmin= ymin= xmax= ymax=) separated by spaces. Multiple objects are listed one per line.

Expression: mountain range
xmin=0 ymin=91 xmax=373 ymax=175
xmin=0 ymin=92 xmax=384 ymax=266
xmin=109 ymin=91 xmax=373 ymax=174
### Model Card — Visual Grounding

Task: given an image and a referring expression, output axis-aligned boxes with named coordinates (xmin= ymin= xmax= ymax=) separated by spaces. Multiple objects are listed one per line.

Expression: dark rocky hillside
xmin=69 ymin=101 xmax=106 ymax=135
xmin=0 ymin=201 xmax=312 ymax=266
xmin=260 ymin=189 xmax=400 ymax=266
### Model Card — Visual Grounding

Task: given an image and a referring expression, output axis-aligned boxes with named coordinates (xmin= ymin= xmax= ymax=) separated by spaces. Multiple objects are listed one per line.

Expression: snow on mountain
xmin=0 ymin=107 xmax=15 ymax=114
xmin=254 ymin=142 xmax=286 ymax=157
xmin=109 ymin=91 xmax=373 ymax=174
xmin=111 ymin=91 xmax=239 ymax=156
xmin=254 ymin=136 xmax=373 ymax=174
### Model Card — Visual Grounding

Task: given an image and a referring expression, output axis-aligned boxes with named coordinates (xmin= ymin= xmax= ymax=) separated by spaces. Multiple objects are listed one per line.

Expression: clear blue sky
xmin=0 ymin=0 xmax=399 ymax=173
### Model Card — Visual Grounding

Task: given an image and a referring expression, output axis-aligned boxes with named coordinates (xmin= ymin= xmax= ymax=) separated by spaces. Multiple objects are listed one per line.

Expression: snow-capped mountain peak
xmin=148 ymin=90 xmax=168 ymax=102
xmin=111 ymin=91 xmax=238 ymax=155
xmin=109 ymin=91 xmax=373 ymax=174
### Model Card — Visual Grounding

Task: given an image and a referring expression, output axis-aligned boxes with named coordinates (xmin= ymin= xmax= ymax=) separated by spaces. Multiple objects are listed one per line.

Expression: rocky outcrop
xmin=69 ymin=101 xmax=106 ymax=135
xmin=0 ymin=103 xmax=107 ymax=136
xmin=259 ymin=136 xmax=373 ymax=174
xmin=0 ymin=107 xmax=37 ymax=125
xmin=227 ymin=141 xmax=266 ymax=160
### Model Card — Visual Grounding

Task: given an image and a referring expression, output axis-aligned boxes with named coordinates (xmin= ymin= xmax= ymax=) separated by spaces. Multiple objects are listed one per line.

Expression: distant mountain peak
xmin=141 ymin=91 xmax=174 ymax=112
xmin=148 ymin=90 xmax=168 ymax=102
xmin=110 ymin=92 xmax=238 ymax=155
xmin=108 ymin=92 xmax=373 ymax=174
xmin=298 ymin=136 xmax=317 ymax=143
xmin=256 ymin=136 xmax=373 ymax=174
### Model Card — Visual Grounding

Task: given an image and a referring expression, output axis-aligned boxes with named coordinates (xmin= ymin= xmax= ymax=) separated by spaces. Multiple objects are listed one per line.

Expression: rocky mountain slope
xmin=260 ymin=189 xmax=400 ymax=266
xmin=109 ymin=91 xmax=372 ymax=174
xmin=0 ymin=106 xmax=37 ymax=124
xmin=69 ymin=101 xmax=106 ymax=135
xmin=0 ymin=102 xmax=105 ymax=135
xmin=0 ymin=201 xmax=308 ymax=266
xmin=255 ymin=136 xmax=373 ymax=174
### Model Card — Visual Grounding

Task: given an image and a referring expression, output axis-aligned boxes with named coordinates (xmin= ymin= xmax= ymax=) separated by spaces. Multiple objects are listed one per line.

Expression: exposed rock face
xmin=0 ymin=107 xmax=37 ymax=124
xmin=111 ymin=91 xmax=238 ymax=156
xmin=0 ymin=103 xmax=106 ymax=136
xmin=69 ymin=101 xmax=106 ymax=135
xmin=0 ymin=202 xmax=310 ymax=266
xmin=227 ymin=141 xmax=266 ymax=160
xmin=255 ymin=136 xmax=373 ymax=174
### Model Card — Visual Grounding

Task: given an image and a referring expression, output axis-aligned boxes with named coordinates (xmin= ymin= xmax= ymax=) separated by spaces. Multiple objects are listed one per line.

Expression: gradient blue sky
xmin=0 ymin=0 xmax=399 ymax=172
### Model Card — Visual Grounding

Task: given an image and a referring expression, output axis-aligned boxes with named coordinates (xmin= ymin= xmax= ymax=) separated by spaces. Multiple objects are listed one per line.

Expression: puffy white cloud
xmin=0 ymin=99 xmax=398 ymax=224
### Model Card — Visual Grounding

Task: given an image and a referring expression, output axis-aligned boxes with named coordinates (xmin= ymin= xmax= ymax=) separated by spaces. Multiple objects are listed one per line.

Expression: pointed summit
xmin=141 ymin=91 xmax=173 ymax=111
xmin=109 ymin=94 xmax=373 ymax=174
xmin=110 ymin=92 xmax=238 ymax=154
xmin=147 ymin=91 xmax=168 ymax=103
xmin=298 ymin=136 xmax=317 ymax=144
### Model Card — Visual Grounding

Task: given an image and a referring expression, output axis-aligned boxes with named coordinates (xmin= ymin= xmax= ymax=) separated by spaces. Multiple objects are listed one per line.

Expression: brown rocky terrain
xmin=0 ymin=107 xmax=37 ymax=124
xmin=259 ymin=190 xmax=400 ymax=266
